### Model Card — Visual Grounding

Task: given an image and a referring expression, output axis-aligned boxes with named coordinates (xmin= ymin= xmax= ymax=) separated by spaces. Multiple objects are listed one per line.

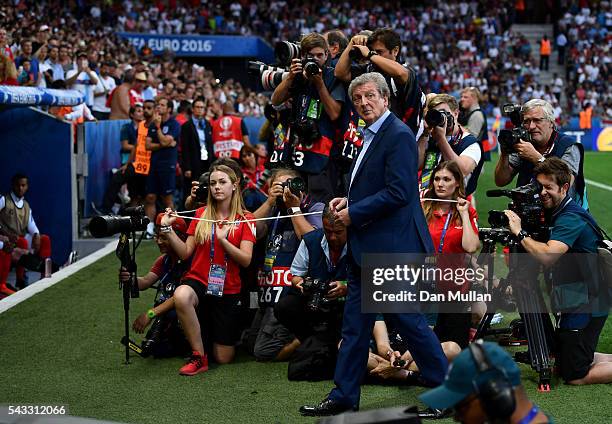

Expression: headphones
xmin=468 ymin=342 xmax=516 ymax=420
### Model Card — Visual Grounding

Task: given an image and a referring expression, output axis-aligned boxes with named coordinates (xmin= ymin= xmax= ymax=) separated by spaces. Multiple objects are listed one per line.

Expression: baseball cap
xmin=39 ymin=25 xmax=50 ymax=32
xmin=155 ymin=213 xmax=188 ymax=234
xmin=135 ymin=71 xmax=147 ymax=82
xmin=419 ymin=342 xmax=521 ymax=410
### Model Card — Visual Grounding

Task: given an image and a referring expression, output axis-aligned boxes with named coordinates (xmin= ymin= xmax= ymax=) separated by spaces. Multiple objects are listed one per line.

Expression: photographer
xmin=118 ymin=214 xmax=191 ymax=358
xmin=160 ymin=164 xmax=256 ymax=375
xmin=273 ymin=205 xmax=347 ymax=347
xmin=335 ymin=28 xmax=423 ymax=134
xmin=504 ymin=158 xmax=611 ymax=385
xmin=271 ymin=33 xmax=345 ymax=202
xmin=244 ymin=168 xmax=324 ymax=361
xmin=418 ymin=94 xmax=483 ymax=196
xmin=494 ymin=99 xmax=587 ymax=209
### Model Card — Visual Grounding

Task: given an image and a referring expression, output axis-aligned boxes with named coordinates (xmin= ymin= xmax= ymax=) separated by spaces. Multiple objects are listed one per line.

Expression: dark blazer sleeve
xmin=206 ymin=120 xmax=214 ymax=161
xmin=349 ymin=121 xmax=417 ymax=227
xmin=180 ymin=122 xmax=193 ymax=173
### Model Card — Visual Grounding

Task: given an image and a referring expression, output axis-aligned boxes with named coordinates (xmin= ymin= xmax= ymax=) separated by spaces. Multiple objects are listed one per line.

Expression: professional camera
xmin=89 ymin=206 xmax=149 ymax=238
xmin=302 ymin=277 xmax=331 ymax=313
xmin=302 ymin=55 xmax=321 ymax=77
xmin=291 ymin=117 xmax=321 ymax=148
xmin=486 ymin=181 xmax=547 ymax=239
xmin=348 ymin=47 xmax=363 ymax=61
xmin=275 ymin=41 xmax=302 ymax=66
xmin=248 ymin=61 xmax=288 ymax=91
xmin=281 ymin=176 xmax=305 ymax=196
xmin=194 ymin=171 xmax=210 ymax=202
xmin=424 ymin=109 xmax=454 ymax=132
xmin=498 ymin=103 xmax=532 ymax=153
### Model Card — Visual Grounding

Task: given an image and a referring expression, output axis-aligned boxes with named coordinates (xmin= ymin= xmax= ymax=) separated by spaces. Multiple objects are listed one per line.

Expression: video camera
xmin=424 ymin=109 xmax=454 ymax=132
xmin=302 ymin=277 xmax=332 ymax=313
xmin=486 ymin=181 xmax=548 ymax=240
xmin=498 ymin=103 xmax=532 ymax=153
xmin=89 ymin=206 xmax=149 ymax=238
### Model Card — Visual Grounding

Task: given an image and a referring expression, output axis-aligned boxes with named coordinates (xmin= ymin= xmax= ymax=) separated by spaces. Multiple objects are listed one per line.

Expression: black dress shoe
xmin=299 ymin=398 xmax=356 ymax=416
xmin=403 ymin=370 xmax=439 ymax=388
xmin=418 ymin=407 xmax=453 ymax=419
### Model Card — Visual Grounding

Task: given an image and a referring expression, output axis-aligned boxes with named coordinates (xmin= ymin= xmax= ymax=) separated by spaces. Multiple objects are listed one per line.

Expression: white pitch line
xmin=586 ymin=179 xmax=612 ymax=192
xmin=0 ymin=240 xmax=118 ymax=315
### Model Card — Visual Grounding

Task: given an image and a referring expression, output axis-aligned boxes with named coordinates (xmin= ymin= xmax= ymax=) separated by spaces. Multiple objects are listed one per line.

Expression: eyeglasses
xmin=522 ymin=117 xmax=547 ymax=127
xmin=352 ymin=92 xmax=379 ymax=106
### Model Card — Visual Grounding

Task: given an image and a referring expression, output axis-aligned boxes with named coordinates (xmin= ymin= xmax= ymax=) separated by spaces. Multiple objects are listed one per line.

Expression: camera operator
xmin=271 ymin=33 xmax=346 ymax=203
xmin=118 ymin=214 xmax=191 ymax=357
xmin=418 ymin=94 xmax=483 ymax=196
xmin=335 ymin=28 xmax=423 ymax=134
xmin=273 ymin=205 xmax=347 ymax=347
xmin=244 ymin=168 xmax=324 ymax=361
xmin=494 ymin=99 xmax=587 ymax=209
xmin=504 ymin=158 xmax=611 ymax=385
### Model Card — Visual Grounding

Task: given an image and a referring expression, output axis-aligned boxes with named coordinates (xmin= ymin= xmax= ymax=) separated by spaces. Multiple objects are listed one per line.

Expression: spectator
xmin=109 ymin=71 xmax=136 ymax=120
xmin=238 ymin=145 xmax=265 ymax=192
xmin=0 ymin=27 xmax=13 ymax=61
xmin=539 ymin=35 xmax=551 ymax=71
xmin=42 ymin=44 xmax=64 ymax=84
xmin=459 ymin=87 xmax=490 ymax=161
xmin=15 ymin=39 xmax=39 ymax=86
xmin=65 ymin=51 xmax=99 ymax=109
xmin=92 ymin=61 xmax=117 ymax=120
xmin=0 ymin=53 xmax=18 ymax=85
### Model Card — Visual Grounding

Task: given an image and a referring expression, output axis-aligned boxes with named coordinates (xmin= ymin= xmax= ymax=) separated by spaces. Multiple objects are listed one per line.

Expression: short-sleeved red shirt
xmin=428 ymin=206 xmax=479 ymax=293
xmin=184 ymin=207 xmax=256 ymax=294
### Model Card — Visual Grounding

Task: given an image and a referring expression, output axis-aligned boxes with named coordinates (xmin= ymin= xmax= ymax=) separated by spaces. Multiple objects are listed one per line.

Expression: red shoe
xmin=179 ymin=351 xmax=208 ymax=376
xmin=0 ymin=283 xmax=16 ymax=296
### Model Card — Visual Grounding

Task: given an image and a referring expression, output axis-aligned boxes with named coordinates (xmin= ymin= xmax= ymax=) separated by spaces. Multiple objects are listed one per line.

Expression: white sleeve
xmin=460 ymin=143 xmax=481 ymax=165
xmin=0 ymin=195 xmax=5 ymax=211
xmin=28 ymin=212 xmax=39 ymax=235
xmin=289 ymin=240 xmax=310 ymax=277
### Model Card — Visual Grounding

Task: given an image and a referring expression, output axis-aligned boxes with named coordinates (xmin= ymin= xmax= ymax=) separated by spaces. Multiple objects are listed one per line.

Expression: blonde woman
xmin=161 ymin=164 xmax=256 ymax=375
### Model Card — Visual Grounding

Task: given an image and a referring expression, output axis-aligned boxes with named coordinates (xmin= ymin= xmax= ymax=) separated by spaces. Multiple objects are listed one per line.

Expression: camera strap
xmin=437 ymin=212 xmax=453 ymax=254
xmin=263 ymin=212 xmax=282 ymax=273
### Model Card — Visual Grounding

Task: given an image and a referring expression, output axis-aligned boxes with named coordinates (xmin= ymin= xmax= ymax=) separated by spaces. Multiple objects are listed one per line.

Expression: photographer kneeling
xmin=274 ymin=205 xmax=348 ymax=379
xmin=161 ymin=164 xmax=256 ymax=375
xmin=244 ymin=168 xmax=324 ymax=362
xmin=504 ymin=157 xmax=611 ymax=385
xmin=118 ymin=213 xmax=191 ymax=357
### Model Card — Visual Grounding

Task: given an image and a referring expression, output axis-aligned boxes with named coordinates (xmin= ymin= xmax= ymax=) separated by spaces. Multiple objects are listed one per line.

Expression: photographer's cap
xmin=155 ymin=213 xmax=187 ymax=234
xmin=419 ymin=342 xmax=521 ymax=410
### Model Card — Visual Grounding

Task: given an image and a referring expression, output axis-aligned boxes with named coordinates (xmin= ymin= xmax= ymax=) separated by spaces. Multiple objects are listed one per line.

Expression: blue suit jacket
xmin=348 ymin=112 xmax=434 ymax=265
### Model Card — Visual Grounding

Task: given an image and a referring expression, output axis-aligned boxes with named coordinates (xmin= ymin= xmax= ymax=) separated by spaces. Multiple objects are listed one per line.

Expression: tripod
xmin=475 ymin=228 xmax=554 ymax=391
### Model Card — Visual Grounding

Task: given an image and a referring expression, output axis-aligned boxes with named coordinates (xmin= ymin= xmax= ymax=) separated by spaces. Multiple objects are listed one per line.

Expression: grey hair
xmin=522 ymin=99 xmax=555 ymax=123
xmin=348 ymin=72 xmax=390 ymax=101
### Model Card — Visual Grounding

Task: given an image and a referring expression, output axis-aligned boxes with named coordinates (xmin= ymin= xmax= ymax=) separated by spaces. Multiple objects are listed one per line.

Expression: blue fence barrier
xmin=0 ymin=108 xmax=73 ymax=264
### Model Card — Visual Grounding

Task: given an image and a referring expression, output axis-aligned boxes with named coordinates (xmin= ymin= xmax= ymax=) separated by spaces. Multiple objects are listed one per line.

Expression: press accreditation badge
xmin=207 ymin=264 xmax=227 ymax=297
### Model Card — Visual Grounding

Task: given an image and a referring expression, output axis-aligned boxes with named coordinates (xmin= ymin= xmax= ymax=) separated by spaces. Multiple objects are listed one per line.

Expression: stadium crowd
xmin=0 ymin=1 xmax=610 ymax=120
xmin=1 ymin=2 xmax=611 ymax=423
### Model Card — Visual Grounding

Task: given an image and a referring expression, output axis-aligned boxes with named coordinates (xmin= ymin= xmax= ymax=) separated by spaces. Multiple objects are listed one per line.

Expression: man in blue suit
xmin=300 ymin=72 xmax=448 ymax=416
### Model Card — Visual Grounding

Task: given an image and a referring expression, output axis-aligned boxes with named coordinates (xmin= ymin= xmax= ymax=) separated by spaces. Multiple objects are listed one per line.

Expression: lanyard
xmin=518 ymin=406 xmax=540 ymax=424
xmin=210 ymin=222 xmax=229 ymax=265
xmin=437 ymin=212 xmax=453 ymax=254
xmin=449 ymin=128 xmax=463 ymax=146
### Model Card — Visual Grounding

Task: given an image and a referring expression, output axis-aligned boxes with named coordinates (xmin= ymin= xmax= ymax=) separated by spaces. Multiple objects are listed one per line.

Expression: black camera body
xmin=302 ymin=276 xmax=332 ymax=313
xmin=486 ymin=181 xmax=547 ymax=240
xmin=498 ymin=103 xmax=532 ymax=153
xmin=425 ymin=109 xmax=455 ymax=132
xmin=291 ymin=116 xmax=321 ymax=149
xmin=194 ymin=171 xmax=210 ymax=202
xmin=89 ymin=206 xmax=150 ymax=238
xmin=280 ymin=176 xmax=306 ymax=197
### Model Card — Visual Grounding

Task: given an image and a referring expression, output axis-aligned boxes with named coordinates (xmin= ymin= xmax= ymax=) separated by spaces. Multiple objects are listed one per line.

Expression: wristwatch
xmin=146 ymin=309 xmax=156 ymax=319
xmin=288 ymin=207 xmax=301 ymax=216
xmin=517 ymin=230 xmax=529 ymax=242
xmin=368 ymin=50 xmax=378 ymax=59
xmin=537 ymin=156 xmax=546 ymax=163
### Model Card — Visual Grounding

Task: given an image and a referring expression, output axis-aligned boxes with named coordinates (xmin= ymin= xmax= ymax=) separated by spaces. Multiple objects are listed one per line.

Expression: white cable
xmin=170 ymin=210 xmax=323 ymax=225
xmin=420 ymin=198 xmax=459 ymax=203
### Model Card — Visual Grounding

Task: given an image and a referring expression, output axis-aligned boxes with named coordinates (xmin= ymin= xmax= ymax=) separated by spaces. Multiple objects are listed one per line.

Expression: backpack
xmin=287 ymin=331 xmax=337 ymax=381
xmin=584 ymin=221 xmax=612 ymax=288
